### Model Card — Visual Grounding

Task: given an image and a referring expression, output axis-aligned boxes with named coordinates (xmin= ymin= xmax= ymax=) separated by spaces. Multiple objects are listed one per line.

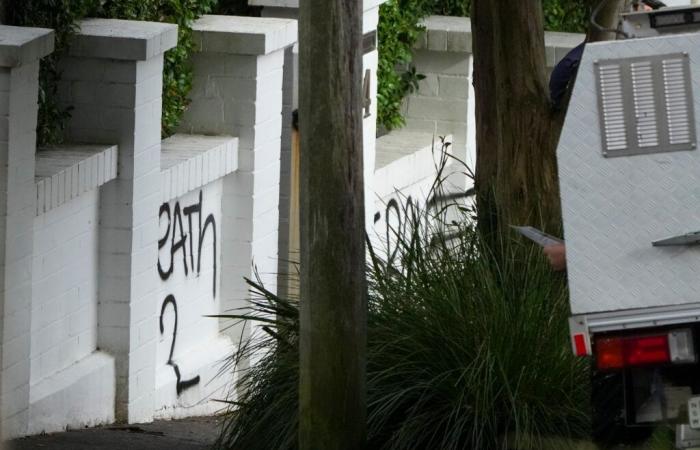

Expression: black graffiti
xmin=160 ymin=294 xmax=201 ymax=395
xmin=158 ymin=190 xmax=217 ymax=298
xmin=373 ymin=196 xmax=416 ymax=267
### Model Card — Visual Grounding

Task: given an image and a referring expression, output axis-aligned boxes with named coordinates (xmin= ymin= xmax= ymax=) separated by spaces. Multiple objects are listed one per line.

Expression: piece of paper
xmin=652 ymin=231 xmax=700 ymax=247
xmin=511 ymin=225 xmax=564 ymax=247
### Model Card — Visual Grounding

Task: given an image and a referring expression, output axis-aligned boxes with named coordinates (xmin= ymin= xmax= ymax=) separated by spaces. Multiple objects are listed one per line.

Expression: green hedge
xmin=376 ymin=0 xmax=590 ymax=131
xmin=8 ymin=0 xmax=100 ymax=145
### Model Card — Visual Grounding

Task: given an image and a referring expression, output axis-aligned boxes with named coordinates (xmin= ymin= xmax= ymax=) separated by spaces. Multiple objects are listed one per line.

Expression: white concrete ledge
xmin=250 ymin=0 xmax=388 ymax=11
xmin=376 ymin=130 xmax=448 ymax=170
xmin=161 ymin=134 xmax=238 ymax=202
xmin=69 ymin=18 xmax=178 ymax=61
xmin=414 ymin=15 xmax=585 ymax=66
xmin=0 ymin=25 xmax=54 ymax=67
xmin=375 ymin=130 xmax=452 ymax=196
xmin=35 ymin=144 xmax=118 ymax=216
xmin=192 ymin=15 xmax=297 ymax=56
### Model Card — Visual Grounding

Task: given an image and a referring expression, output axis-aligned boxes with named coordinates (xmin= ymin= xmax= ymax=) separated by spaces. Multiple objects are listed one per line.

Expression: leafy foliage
xmin=8 ymin=0 xmax=219 ymax=144
xmin=214 ymin=144 xmax=592 ymax=450
xmin=542 ymin=0 xmax=591 ymax=34
xmin=213 ymin=0 xmax=261 ymax=16
xmin=376 ymin=0 xmax=590 ymax=131
xmin=376 ymin=0 xmax=429 ymax=132
xmin=7 ymin=0 xmax=101 ymax=144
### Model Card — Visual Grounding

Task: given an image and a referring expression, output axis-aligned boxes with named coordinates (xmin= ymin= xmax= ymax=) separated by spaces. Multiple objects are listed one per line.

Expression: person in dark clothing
xmin=548 ymin=1 xmax=665 ymax=110
xmin=549 ymin=42 xmax=586 ymax=111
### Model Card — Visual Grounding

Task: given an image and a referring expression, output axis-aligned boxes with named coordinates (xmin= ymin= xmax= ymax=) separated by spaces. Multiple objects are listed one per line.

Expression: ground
xmin=8 ymin=416 xmax=220 ymax=450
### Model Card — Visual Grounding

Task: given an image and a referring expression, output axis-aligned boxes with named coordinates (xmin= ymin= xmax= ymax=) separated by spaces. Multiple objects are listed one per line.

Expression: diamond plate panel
xmin=558 ymin=34 xmax=700 ymax=315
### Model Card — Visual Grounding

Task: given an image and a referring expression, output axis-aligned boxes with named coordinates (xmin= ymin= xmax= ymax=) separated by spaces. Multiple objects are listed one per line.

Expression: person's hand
xmin=543 ymin=243 xmax=567 ymax=271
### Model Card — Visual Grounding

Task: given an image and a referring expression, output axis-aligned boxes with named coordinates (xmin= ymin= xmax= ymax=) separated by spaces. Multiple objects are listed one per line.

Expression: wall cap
xmin=161 ymin=134 xmax=238 ymax=202
xmin=249 ymin=0 xmax=388 ymax=11
xmin=0 ymin=25 xmax=54 ymax=68
xmin=415 ymin=16 xmax=472 ymax=53
xmin=414 ymin=15 xmax=585 ymax=66
xmin=69 ymin=18 xmax=178 ymax=61
xmin=192 ymin=15 xmax=297 ymax=56
xmin=35 ymin=144 xmax=118 ymax=216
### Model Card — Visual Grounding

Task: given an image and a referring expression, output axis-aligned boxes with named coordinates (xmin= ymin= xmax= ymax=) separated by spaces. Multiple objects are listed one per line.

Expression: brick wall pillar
xmin=258 ymin=0 xmax=386 ymax=259
xmin=0 ymin=25 xmax=54 ymax=438
xmin=179 ymin=15 xmax=297 ymax=340
xmin=57 ymin=18 xmax=177 ymax=423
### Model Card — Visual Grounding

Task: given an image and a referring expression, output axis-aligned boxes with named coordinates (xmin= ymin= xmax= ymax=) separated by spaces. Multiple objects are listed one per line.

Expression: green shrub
xmin=376 ymin=0 xmax=427 ymax=132
xmin=213 ymin=0 xmax=261 ymax=16
xmin=8 ymin=0 xmax=218 ymax=144
xmin=542 ymin=0 xmax=590 ymax=34
xmin=7 ymin=0 xmax=101 ymax=145
xmin=214 ymin=147 xmax=592 ymax=449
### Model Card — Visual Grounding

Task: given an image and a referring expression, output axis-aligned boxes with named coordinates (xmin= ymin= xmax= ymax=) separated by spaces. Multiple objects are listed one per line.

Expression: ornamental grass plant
xmin=214 ymin=157 xmax=591 ymax=450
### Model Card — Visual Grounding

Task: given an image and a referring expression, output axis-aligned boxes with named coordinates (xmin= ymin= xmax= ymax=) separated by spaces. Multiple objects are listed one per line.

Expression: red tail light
xmin=573 ymin=333 xmax=588 ymax=356
xmin=596 ymin=334 xmax=670 ymax=370
xmin=625 ymin=335 xmax=670 ymax=366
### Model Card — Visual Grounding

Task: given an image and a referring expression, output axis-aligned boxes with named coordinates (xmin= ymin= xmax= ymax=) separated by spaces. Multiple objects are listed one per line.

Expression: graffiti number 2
xmin=159 ymin=295 xmax=200 ymax=395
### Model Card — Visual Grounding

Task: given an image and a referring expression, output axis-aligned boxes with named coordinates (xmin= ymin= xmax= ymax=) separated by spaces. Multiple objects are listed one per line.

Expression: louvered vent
xmin=595 ymin=53 xmax=696 ymax=158
xmin=662 ymin=57 xmax=692 ymax=145
xmin=598 ymin=64 xmax=627 ymax=151
xmin=631 ymin=61 xmax=659 ymax=147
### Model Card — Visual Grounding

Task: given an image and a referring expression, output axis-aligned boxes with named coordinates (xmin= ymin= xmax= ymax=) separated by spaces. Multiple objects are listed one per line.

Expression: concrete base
xmin=27 ymin=352 xmax=115 ymax=436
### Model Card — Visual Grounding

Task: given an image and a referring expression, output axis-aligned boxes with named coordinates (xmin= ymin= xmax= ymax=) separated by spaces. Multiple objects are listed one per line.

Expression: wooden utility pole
xmin=298 ymin=0 xmax=366 ymax=448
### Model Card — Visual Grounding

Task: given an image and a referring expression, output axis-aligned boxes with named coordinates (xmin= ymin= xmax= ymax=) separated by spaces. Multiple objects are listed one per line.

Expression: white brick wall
xmin=56 ymin=19 xmax=178 ymax=424
xmin=154 ymin=179 xmax=233 ymax=417
xmin=0 ymin=67 xmax=10 ymax=442
xmin=26 ymin=189 xmax=115 ymax=436
xmin=30 ymin=192 xmax=99 ymax=385
xmin=60 ymin=55 xmax=163 ymax=423
xmin=402 ymin=48 xmax=470 ymax=162
xmin=180 ymin=17 xmax=294 ymax=349
xmin=1 ymin=60 xmax=41 ymax=439
xmin=0 ymin=16 xmax=300 ymax=438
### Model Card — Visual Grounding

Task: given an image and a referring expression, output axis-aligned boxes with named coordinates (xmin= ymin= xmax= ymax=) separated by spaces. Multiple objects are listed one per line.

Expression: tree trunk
xmin=587 ymin=0 xmax=630 ymax=42
xmin=472 ymin=1 xmax=563 ymax=246
xmin=472 ymin=1 xmax=632 ymax=249
xmin=298 ymin=0 xmax=366 ymax=448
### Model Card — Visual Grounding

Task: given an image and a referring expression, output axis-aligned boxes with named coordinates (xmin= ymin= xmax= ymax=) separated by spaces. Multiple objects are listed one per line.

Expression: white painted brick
xmin=98 ymin=301 xmax=130 ymax=328
xmin=406 ymin=96 xmax=467 ymax=122
xmin=236 ymin=114 xmax=283 ymax=151
xmin=3 ymin=335 xmax=30 ymax=370
xmin=427 ymin=29 xmax=448 ymax=52
xmin=3 ymin=359 xmax=30 ymax=392
xmin=438 ymin=75 xmax=468 ymax=99
xmin=3 ymin=306 xmax=30 ymax=346
xmin=411 ymin=49 xmax=469 ymax=76
xmin=98 ymin=326 xmax=130 ymax=354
